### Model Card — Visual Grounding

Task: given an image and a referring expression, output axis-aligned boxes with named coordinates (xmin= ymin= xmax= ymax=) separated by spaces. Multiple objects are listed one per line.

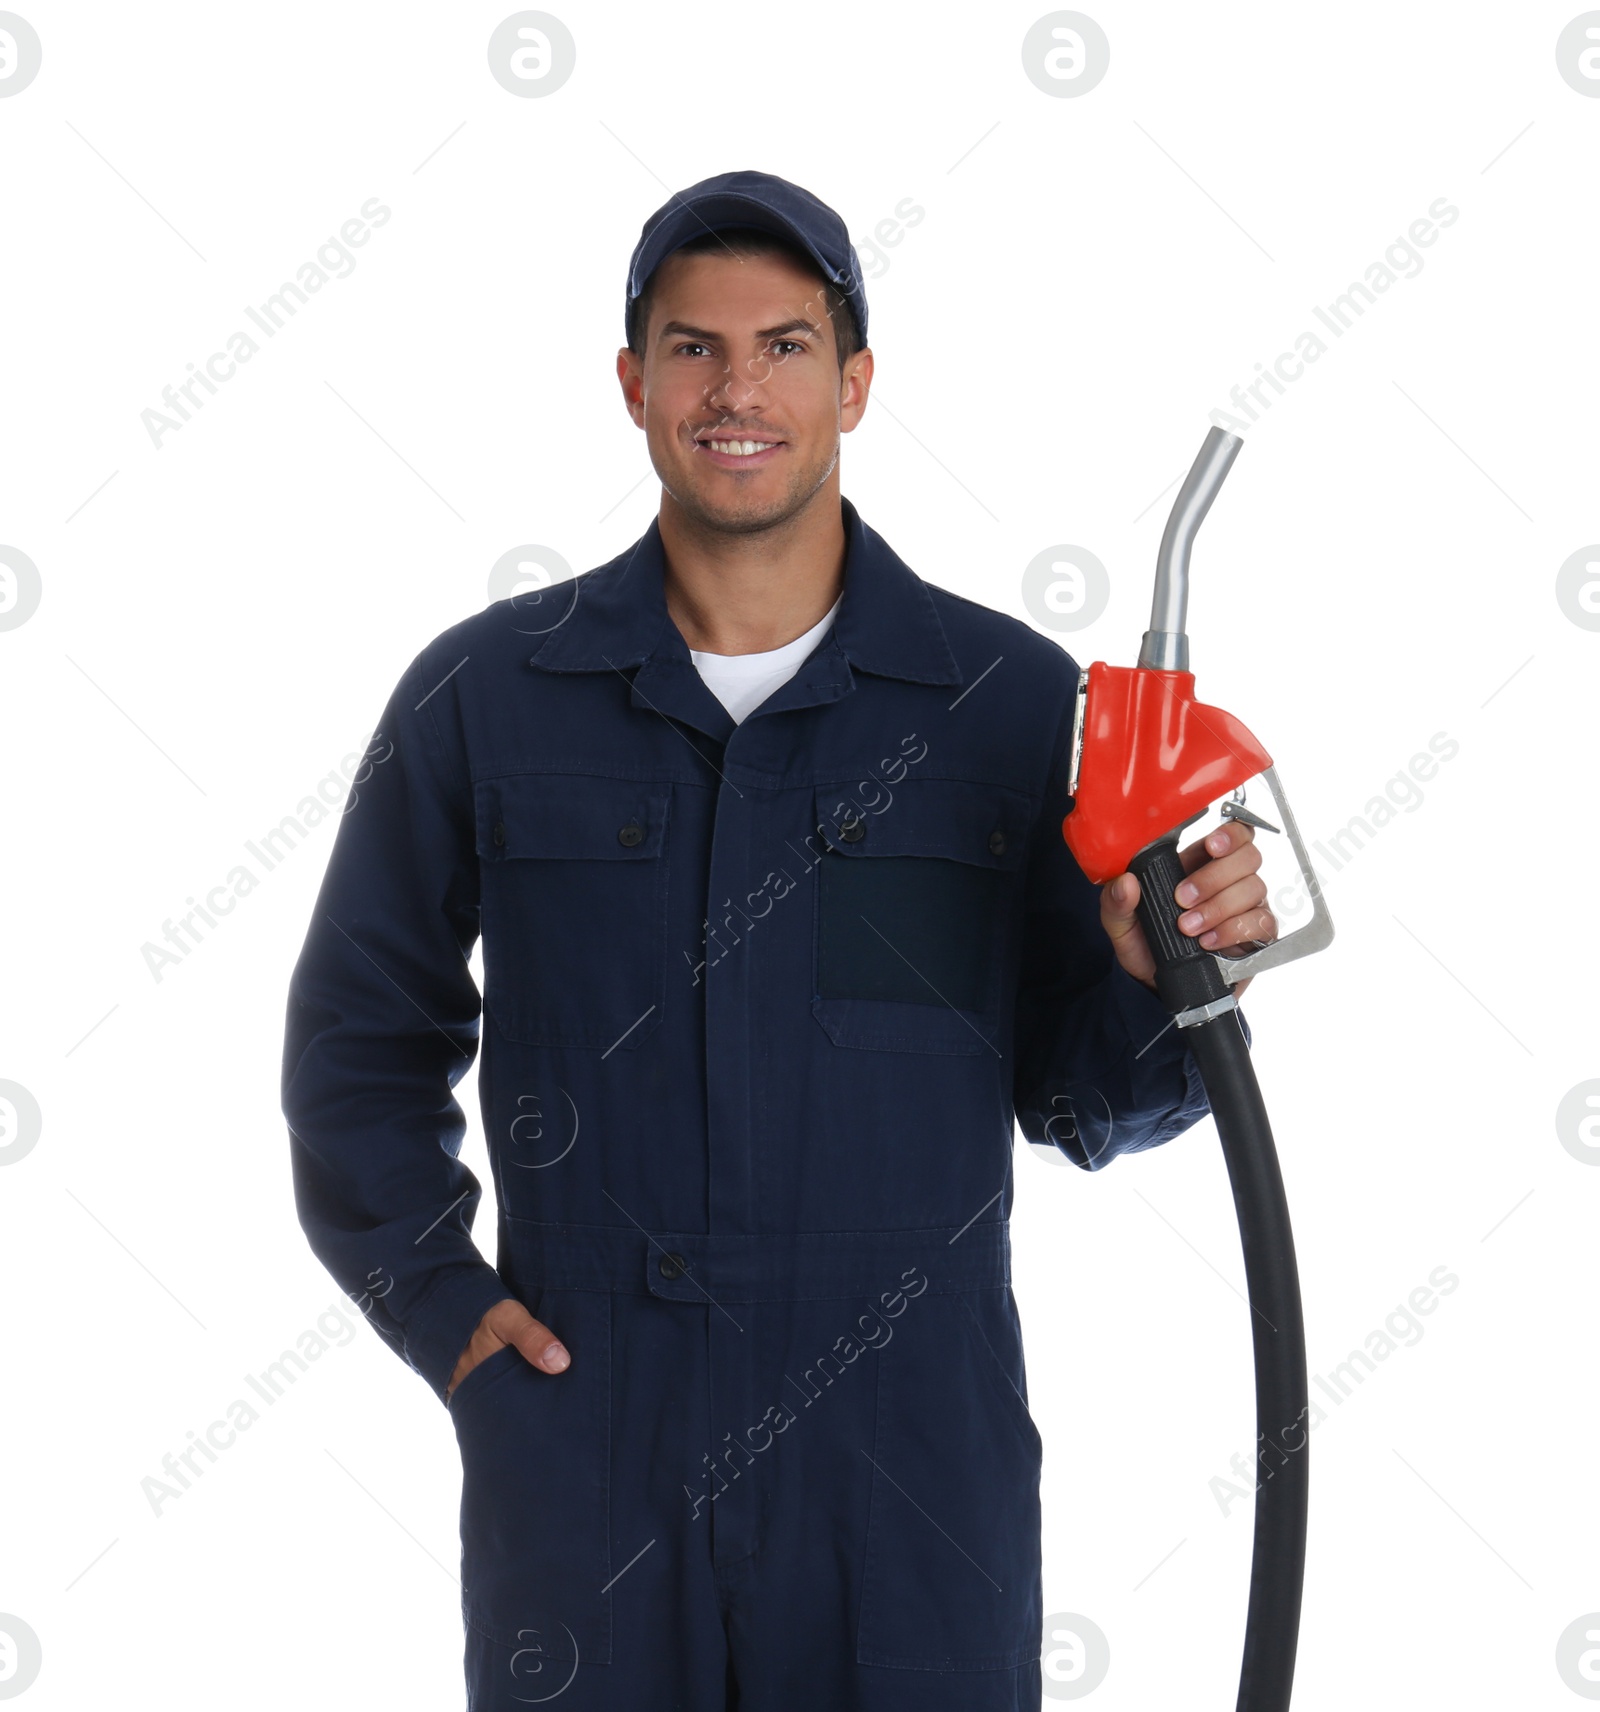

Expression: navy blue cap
xmin=624 ymin=169 xmax=867 ymax=354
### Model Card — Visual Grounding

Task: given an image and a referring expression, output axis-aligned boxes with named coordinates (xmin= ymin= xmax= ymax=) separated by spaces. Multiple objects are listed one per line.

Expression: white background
xmin=2 ymin=2 xmax=1596 ymax=1706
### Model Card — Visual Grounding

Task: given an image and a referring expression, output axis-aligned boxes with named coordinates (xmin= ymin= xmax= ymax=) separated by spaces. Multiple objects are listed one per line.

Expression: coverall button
xmin=618 ymin=820 xmax=644 ymax=847
xmin=838 ymin=818 xmax=865 ymax=843
xmin=658 ymin=1251 xmax=686 ymax=1280
xmin=988 ymin=829 xmax=1006 ymax=855
xmin=492 ymin=821 xmax=505 ymax=847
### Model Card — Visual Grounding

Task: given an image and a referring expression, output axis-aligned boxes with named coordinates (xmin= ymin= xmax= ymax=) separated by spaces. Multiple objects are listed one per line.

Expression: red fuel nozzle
xmin=1062 ymin=426 xmax=1271 ymax=884
xmin=1061 ymin=424 xmax=1332 ymax=1003
xmin=1061 ymin=660 xmax=1272 ymax=886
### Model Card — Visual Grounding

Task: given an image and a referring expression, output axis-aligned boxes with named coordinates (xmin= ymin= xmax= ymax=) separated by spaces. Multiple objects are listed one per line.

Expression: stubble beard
xmin=660 ymin=435 xmax=840 ymax=540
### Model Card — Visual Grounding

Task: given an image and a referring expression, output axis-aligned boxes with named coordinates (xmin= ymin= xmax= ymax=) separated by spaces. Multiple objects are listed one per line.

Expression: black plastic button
xmin=839 ymin=818 xmax=865 ymax=844
xmin=657 ymin=1251 xmax=687 ymax=1280
xmin=492 ymin=822 xmax=506 ymax=848
xmin=618 ymin=820 xmax=644 ymax=847
xmin=988 ymin=830 xmax=1006 ymax=855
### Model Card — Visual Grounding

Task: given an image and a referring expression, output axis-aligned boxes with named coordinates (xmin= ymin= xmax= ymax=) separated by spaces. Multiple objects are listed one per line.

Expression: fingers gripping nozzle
xmin=1127 ymin=835 xmax=1237 ymax=1023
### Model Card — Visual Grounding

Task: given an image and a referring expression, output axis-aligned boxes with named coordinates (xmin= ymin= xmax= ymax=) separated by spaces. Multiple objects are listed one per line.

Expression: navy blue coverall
xmin=280 ymin=496 xmax=1246 ymax=1710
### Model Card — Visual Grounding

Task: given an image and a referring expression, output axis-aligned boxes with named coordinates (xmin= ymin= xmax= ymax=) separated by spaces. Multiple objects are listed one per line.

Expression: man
xmin=281 ymin=169 xmax=1273 ymax=1711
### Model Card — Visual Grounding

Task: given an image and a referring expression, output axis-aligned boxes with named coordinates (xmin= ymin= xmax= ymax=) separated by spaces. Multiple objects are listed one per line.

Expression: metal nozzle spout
xmin=1139 ymin=426 xmax=1244 ymax=672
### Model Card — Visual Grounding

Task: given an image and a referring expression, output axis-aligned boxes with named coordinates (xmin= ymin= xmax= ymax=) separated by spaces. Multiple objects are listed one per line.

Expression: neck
xmin=657 ymin=480 xmax=846 ymax=656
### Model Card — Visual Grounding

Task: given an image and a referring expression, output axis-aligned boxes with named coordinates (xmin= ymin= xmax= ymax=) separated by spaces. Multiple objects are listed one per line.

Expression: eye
xmin=773 ymin=339 xmax=806 ymax=356
xmin=674 ymin=342 xmax=711 ymax=357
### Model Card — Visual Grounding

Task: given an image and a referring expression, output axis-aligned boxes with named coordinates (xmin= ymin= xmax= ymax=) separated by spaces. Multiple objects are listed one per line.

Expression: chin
xmin=693 ymin=494 xmax=792 ymax=535
xmin=667 ymin=469 xmax=805 ymax=535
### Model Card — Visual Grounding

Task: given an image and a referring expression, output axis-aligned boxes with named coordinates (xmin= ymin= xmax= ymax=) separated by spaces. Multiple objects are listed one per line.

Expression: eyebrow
xmin=657 ymin=317 xmax=822 ymax=344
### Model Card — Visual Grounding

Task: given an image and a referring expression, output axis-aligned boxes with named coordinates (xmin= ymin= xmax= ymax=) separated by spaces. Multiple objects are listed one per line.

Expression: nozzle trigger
xmin=1221 ymin=799 xmax=1281 ymax=836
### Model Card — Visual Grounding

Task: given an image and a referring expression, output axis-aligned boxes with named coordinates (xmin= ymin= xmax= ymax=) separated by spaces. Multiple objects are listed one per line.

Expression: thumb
xmin=514 ymin=1313 xmax=571 ymax=1375
xmin=1105 ymin=872 xmax=1140 ymax=917
xmin=1102 ymin=870 xmax=1157 ymax=992
xmin=485 ymin=1297 xmax=571 ymax=1375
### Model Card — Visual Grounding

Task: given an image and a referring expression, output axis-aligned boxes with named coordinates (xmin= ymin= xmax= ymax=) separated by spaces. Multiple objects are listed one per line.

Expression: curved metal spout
xmin=1138 ymin=426 xmax=1244 ymax=672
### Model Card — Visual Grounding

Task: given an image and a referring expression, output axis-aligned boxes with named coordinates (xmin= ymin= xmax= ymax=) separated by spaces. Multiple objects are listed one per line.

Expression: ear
xmin=616 ymin=347 xmax=645 ymax=427
xmin=840 ymin=346 xmax=874 ymax=434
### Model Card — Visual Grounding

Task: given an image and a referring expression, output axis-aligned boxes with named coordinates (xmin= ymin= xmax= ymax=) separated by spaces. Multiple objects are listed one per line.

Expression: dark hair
xmin=626 ymin=225 xmax=863 ymax=373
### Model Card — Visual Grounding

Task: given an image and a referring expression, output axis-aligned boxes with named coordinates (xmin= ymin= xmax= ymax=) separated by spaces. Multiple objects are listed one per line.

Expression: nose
xmin=702 ymin=350 xmax=772 ymax=418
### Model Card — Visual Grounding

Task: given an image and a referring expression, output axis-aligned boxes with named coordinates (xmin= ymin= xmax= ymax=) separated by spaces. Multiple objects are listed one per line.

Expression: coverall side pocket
xmin=855 ymin=1288 xmax=1043 ymax=1671
xmin=955 ymin=1289 xmax=1043 ymax=1460
xmin=450 ymin=1287 xmax=613 ymax=1666
xmin=446 ymin=1341 xmax=523 ymax=1410
xmin=475 ymin=773 xmax=670 ymax=1051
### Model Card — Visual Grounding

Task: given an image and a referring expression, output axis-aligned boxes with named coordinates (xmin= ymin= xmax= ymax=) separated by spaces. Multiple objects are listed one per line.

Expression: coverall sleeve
xmin=1012 ymin=677 xmax=1252 ymax=1171
xmin=280 ymin=647 xmax=512 ymax=1402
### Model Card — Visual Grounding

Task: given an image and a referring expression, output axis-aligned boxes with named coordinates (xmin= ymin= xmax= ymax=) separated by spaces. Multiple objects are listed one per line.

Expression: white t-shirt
xmin=689 ymin=595 xmax=842 ymax=725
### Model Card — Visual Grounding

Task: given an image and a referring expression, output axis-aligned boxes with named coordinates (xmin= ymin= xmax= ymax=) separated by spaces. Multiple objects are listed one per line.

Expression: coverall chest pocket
xmin=475 ymin=772 xmax=670 ymax=1050
xmin=811 ymin=778 xmax=1030 ymax=1054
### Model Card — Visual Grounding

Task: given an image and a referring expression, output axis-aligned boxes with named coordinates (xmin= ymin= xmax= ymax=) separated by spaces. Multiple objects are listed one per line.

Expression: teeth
xmin=704 ymin=439 xmax=776 ymax=456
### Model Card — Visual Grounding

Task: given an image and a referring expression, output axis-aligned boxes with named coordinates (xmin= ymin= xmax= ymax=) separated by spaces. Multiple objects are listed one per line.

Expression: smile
xmin=694 ymin=439 xmax=784 ymax=468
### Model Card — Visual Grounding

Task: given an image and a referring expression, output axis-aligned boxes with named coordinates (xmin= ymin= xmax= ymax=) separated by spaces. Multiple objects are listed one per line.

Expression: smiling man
xmin=281 ymin=169 xmax=1273 ymax=1711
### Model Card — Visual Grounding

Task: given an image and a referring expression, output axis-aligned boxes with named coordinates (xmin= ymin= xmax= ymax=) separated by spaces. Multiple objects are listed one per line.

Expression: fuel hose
xmin=1063 ymin=426 xmax=1330 ymax=1710
xmin=1129 ymin=838 xmax=1308 ymax=1712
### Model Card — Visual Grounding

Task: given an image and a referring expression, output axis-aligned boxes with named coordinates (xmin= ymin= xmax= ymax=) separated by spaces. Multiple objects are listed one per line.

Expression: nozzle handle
xmin=1128 ymin=832 xmax=1237 ymax=1018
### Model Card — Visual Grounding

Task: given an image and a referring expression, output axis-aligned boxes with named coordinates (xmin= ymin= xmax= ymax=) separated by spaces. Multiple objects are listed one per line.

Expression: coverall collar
xmin=527 ymin=497 xmax=964 ymax=730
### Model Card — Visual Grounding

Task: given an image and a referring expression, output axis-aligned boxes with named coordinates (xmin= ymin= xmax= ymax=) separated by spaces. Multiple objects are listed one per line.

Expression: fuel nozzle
xmin=1061 ymin=425 xmax=1333 ymax=1021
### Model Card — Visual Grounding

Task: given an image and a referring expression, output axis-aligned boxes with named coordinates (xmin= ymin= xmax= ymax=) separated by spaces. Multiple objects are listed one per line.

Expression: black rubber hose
xmin=1129 ymin=837 xmax=1308 ymax=1711
xmin=1186 ymin=1011 xmax=1308 ymax=1711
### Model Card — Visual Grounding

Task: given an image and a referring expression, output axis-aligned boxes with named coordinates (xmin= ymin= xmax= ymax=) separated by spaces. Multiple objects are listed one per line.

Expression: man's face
xmin=617 ymin=247 xmax=871 ymax=535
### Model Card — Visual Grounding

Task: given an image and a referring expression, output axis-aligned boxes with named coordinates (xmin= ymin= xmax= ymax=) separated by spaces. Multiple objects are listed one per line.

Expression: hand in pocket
xmin=446 ymin=1296 xmax=571 ymax=1399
